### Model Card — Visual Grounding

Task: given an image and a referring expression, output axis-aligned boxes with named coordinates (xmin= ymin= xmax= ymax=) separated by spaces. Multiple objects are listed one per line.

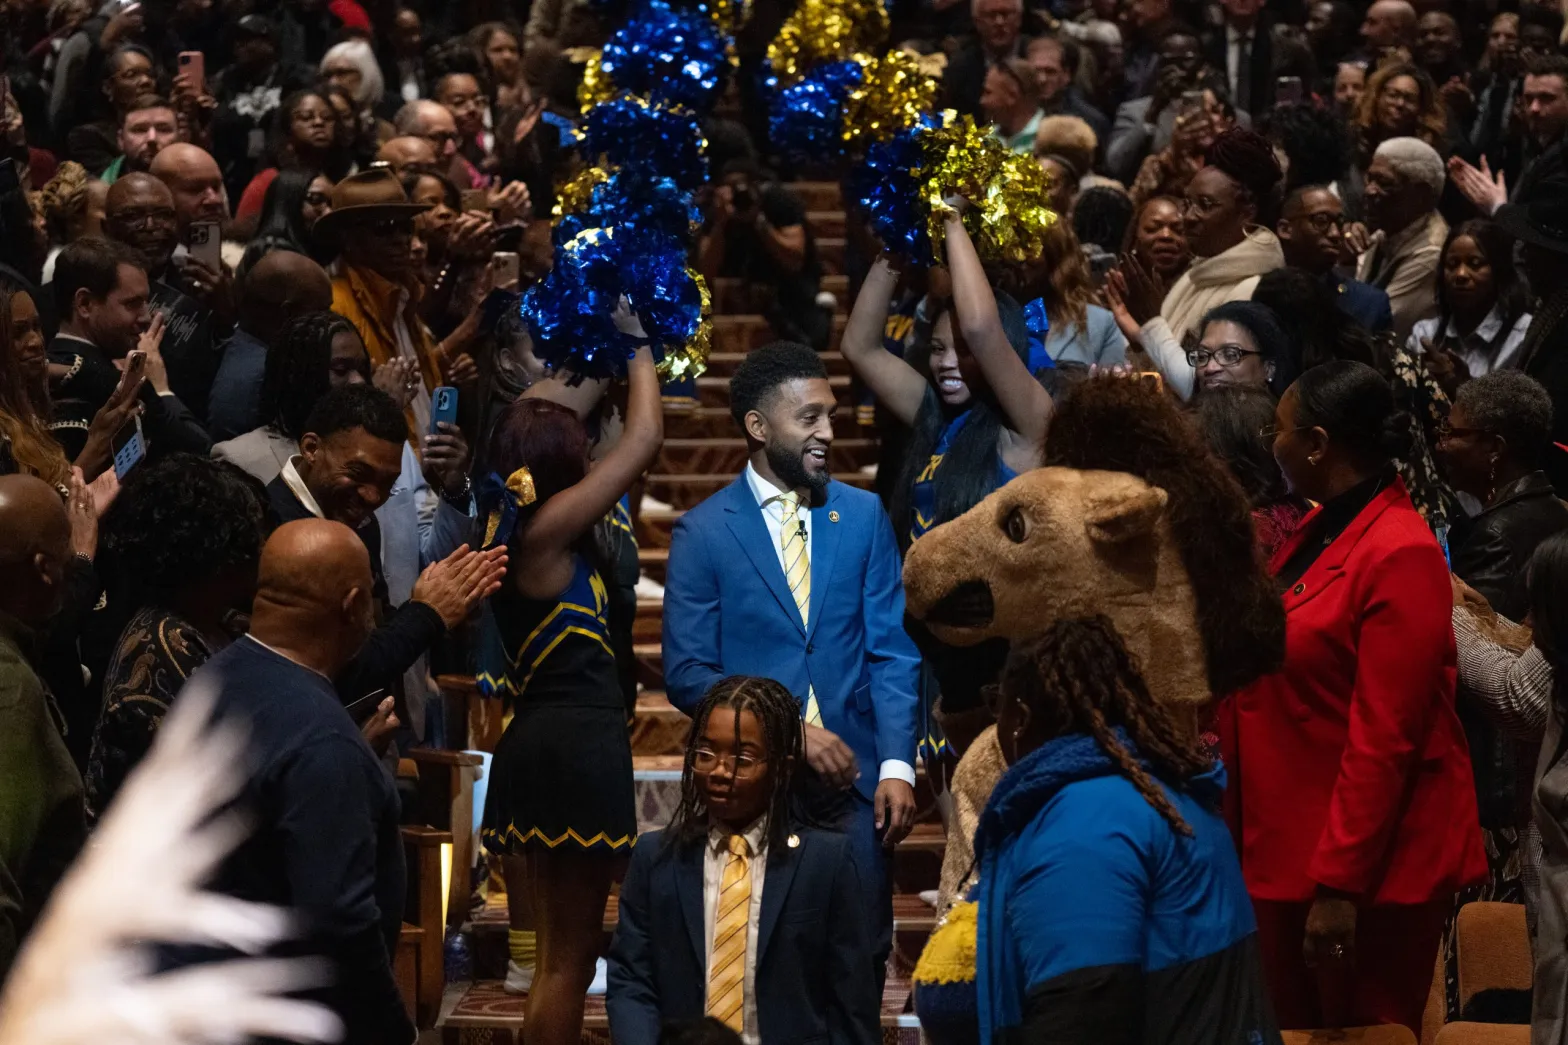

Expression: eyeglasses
xmin=423 ymin=130 xmax=458 ymax=146
xmin=112 ymin=209 xmax=176 ymax=228
xmin=293 ymin=110 xmax=334 ymax=126
xmin=1186 ymin=345 xmax=1261 ymax=368
xmin=1300 ymin=211 xmax=1346 ymax=232
xmin=692 ymin=748 xmax=768 ymax=776
xmin=1259 ymin=423 xmax=1311 ymax=440
xmin=1437 ymin=420 xmax=1494 ymax=441
xmin=365 ymin=218 xmax=415 ymax=237
xmin=1179 ymin=195 xmax=1223 ymax=217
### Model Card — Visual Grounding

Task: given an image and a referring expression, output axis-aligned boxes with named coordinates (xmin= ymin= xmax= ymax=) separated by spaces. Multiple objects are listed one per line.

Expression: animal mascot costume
xmin=905 ymin=378 xmax=1286 ymax=1043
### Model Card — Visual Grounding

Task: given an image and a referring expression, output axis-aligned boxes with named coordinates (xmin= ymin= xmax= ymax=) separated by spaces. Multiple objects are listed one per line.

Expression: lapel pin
xmin=787 ymin=833 xmax=801 ymax=848
xmin=828 ymin=511 xmax=840 ymax=523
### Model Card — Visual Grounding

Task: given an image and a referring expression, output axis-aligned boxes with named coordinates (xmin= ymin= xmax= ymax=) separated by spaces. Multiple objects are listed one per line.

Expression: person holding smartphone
xmin=46 ymin=237 xmax=210 ymax=466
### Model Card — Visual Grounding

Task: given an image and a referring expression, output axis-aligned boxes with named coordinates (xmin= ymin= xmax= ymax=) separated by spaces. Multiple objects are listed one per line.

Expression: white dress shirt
xmin=703 ymin=817 xmax=769 ymax=1045
xmin=742 ymin=462 xmax=916 ymax=787
xmin=1406 ymin=305 xmax=1533 ymax=379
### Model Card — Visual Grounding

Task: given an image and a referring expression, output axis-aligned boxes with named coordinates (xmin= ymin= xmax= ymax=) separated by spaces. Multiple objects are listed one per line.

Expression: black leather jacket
xmin=1452 ymin=470 xmax=1568 ymax=621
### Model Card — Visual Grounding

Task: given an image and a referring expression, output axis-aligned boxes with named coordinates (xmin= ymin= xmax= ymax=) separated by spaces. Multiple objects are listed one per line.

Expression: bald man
xmin=188 ymin=518 xmax=412 ymax=1045
xmin=103 ymin=173 xmax=179 ymax=277
xmin=1361 ymin=0 xmax=1417 ymax=59
xmin=207 ymin=252 xmax=335 ymax=440
xmin=393 ymin=99 xmax=460 ymax=164
xmin=375 ymin=135 xmax=438 ymax=175
xmin=150 ymin=143 xmax=229 ymax=242
xmin=0 ymin=475 xmax=85 ymax=981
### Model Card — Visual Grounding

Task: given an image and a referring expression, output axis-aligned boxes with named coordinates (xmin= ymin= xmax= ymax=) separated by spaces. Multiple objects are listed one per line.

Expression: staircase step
xmin=710 ymin=274 xmax=848 ymax=315
xmin=629 ymin=689 xmax=688 ymax=756
xmin=711 ymin=313 xmax=848 ymax=353
xmin=663 ymin=406 xmax=864 ymax=440
xmin=439 ymin=977 xmax=918 ymax=1041
xmin=792 ymin=181 xmax=845 ymax=212
xmin=697 ymin=373 xmax=853 ymax=409
xmin=656 ymin=437 xmax=875 ymax=476
xmin=642 ymin=470 xmax=873 ymax=510
xmin=703 ymin=349 xmax=851 ymax=377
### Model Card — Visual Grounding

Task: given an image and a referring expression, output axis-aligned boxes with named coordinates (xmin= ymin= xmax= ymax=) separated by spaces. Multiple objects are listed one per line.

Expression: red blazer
xmin=1225 ymin=478 xmax=1487 ymax=905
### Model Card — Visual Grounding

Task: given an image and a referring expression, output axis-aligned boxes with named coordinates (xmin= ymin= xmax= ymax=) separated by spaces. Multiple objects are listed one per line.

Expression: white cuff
xmin=878 ymin=759 xmax=916 ymax=786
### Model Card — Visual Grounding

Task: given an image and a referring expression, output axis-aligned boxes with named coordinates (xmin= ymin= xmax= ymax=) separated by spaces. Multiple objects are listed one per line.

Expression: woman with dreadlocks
xmin=966 ymin=618 xmax=1277 ymax=1045
xmin=606 ymin=676 xmax=881 ymax=1045
xmin=474 ymin=313 xmax=661 ymax=1045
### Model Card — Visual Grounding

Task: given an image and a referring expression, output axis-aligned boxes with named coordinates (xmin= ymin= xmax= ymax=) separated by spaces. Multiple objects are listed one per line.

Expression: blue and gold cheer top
xmin=478 ymin=554 xmax=621 ymax=709
xmin=909 ymin=410 xmax=1020 ymax=542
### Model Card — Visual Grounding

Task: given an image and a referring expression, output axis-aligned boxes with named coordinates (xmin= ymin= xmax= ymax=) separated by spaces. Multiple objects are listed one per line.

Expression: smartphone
xmin=1178 ymin=89 xmax=1206 ymax=117
xmin=111 ymin=414 xmax=146 ymax=479
xmin=178 ymin=51 xmax=205 ymax=94
xmin=1275 ymin=76 xmax=1303 ymax=106
xmin=492 ymin=250 xmax=520 ymax=289
xmin=429 ymin=385 xmax=458 ymax=434
xmin=188 ymin=220 xmax=221 ymax=271
xmin=461 ymin=188 xmax=491 ymax=214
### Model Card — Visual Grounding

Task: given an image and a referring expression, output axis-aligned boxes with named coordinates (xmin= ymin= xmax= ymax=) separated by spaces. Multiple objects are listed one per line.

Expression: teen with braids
xmin=839 ymin=205 xmax=1054 ymax=752
xmin=607 ymin=676 xmax=880 ymax=1045
xmin=476 ymin=312 xmax=661 ymax=1045
xmin=962 ymin=618 xmax=1277 ymax=1045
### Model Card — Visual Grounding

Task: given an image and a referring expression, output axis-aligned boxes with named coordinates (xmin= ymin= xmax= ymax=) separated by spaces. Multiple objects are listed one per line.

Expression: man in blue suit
xmin=661 ymin=341 xmax=922 ymax=981
xmin=1277 ymin=185 xmax=1395 ymax=333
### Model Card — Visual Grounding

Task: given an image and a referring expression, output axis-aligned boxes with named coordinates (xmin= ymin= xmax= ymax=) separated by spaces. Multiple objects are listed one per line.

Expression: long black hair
xmin=1194 ymin=386 xmax=1291 ymax=509
xmin=664 ymin=676 xmax=806 ymax=855
xmin=237 ymin=168 xmax=326 ymax=277
xmin=889 ymin=291 xmax=1039 ymax=549
xmin=1292 ymin=359 xmax=1414 ymax=472
xmin=1435 ymin=220 xmax=1530 ymax=361
xmin=260 ymin=310 xmax=361 ymax=440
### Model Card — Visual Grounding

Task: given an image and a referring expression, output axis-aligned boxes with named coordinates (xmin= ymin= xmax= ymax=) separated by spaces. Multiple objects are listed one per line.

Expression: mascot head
xmin=903 ymin=377 xmax=1285 ymax=710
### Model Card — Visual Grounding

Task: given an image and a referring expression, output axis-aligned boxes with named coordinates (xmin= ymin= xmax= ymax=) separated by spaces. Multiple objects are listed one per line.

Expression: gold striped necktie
xmin=778 ymin=493 xmax=823 ymax=726
xmin=707 ymin=834 xmax=751 ymax=1032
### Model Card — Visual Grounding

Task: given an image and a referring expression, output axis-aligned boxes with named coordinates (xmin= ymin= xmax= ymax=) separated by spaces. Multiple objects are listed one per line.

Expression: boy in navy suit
xmin=607 ymin=677 xmax=880 ymax=1045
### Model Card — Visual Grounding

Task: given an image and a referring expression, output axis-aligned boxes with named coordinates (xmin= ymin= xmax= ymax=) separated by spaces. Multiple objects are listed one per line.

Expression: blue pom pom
xmin=600 ymin=0 xmax=730 ymax=111
xmin=851 ymin=114 xmax=937 ymax=260
xmin=556 ymin=168 xmax=700 ymax=248
xmin=583 ymin=97 xmax=708 ymax=190
xmin=768 ymin=59 xmax=861 ymax=163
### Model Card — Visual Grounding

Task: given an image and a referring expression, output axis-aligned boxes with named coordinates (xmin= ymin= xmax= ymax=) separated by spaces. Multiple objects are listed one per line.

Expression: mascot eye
xmin=1002 ymin=506 xmax=1027 ymax=544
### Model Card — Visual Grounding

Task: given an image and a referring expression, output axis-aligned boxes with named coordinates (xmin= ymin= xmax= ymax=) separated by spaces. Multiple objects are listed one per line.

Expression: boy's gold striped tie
xmin=706 ymin=834 xmax=751 ymax=1031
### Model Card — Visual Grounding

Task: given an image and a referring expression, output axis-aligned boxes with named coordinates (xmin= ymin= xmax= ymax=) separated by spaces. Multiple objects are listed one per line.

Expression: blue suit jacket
xmin=661 ymin=476 xmax=921 ymax=799
xmin=606 ymin=827 xmax=880 ymax=1045
xmin=1328 ymin=273 xmax=1394 ymax=333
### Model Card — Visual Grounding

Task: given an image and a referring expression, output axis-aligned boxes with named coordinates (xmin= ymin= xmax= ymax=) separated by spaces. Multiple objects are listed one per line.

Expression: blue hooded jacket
xmin=974 ymin=731 xmax=1280 ymax=1045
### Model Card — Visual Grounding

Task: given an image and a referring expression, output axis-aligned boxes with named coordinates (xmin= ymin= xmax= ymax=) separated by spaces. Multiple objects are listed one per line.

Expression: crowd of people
xmin=4 ymin=0 xmax=1568 ymax=1041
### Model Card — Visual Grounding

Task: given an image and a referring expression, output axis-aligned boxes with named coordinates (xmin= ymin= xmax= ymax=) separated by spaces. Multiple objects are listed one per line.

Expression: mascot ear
xmin=1083 ymin=475 xmax=1169 ymax=546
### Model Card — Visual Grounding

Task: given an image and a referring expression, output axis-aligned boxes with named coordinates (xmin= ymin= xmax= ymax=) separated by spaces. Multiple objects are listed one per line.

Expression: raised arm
xmin=840 ymin=257 xmax=928 ymax=426
xmin=516 ymin=341 xmax=662 ymax=596
xmin=522 ymin=370 xmax=610 ymax=420
xmin=943 ymin=213 xmax=1054 ymax=445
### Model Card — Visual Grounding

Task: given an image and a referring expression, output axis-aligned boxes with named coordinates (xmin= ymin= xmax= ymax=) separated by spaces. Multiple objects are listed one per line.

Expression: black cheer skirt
xmin=481 ymin=700 xmax=637 ymax=856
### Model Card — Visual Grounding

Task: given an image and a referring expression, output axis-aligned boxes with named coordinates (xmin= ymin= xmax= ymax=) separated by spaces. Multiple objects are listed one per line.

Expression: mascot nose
xmin=923 ymin=579 xmax=995 ymax=628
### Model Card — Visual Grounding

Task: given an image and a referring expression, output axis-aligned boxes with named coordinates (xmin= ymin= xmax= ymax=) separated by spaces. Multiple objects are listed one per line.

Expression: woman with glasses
xmin=1227 ymin=360 xmax=1487 ymax=1032
xmin=232 ymin=89 xmax=351 ymax=234
xmin=1105 ymin=128 xmax=1285 ymax=399
xmin=1408 ymin=220 xmax=1532 ymax=396
xmin=1351 ymin=64 xmax=1448 ymax=173
xmin=62 ymin=44 xmax=158 ymax=176
xmin=235 ymin=168 xmax=335 ymax=280
xmin=1188 ymin=300 xmax=1298 ymax=398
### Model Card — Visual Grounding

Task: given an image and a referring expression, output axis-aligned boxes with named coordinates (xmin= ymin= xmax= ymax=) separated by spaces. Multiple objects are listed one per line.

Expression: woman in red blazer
xmin=1227 ymin=361 xmax=1487 ymax=1033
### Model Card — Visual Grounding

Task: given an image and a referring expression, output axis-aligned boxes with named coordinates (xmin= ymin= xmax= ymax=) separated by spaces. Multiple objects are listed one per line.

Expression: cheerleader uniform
xmin=479 ymin=554 xmax=637 ymax=855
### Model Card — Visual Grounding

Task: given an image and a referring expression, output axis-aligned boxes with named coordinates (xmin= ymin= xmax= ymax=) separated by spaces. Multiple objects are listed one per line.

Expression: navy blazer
xmin=606 ymin=827 xmax=881 ymax=1045
xmin=661 ymin=476 xmax=921 ymax=800
xmin=1328 ymin=274 xmax=1394 ymax=333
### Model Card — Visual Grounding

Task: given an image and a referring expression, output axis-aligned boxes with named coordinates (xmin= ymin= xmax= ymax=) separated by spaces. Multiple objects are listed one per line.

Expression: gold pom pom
xmin=577 ymin=50 xmax=617 ymax=113
xmin=917 ymin=112 xmax=1057 ymax=264
xmin=841 ymin=50 xmax=937 ymax=150
xmin=552 ymin=165 xmax=611 ymax=224
xmin=765 ymin=0 xmax=889 ymax=86
xmin=660 ymin=269 xmax=712 ymax=383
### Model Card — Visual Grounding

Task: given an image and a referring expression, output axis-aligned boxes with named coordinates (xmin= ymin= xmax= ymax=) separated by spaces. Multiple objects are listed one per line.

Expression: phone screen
xmin=111 ymin=415 xmax=146 ymax=479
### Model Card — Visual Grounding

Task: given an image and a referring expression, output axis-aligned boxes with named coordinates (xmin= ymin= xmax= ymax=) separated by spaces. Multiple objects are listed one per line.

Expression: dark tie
xmin=1236 ymin=32 xmax=1253 ymax=112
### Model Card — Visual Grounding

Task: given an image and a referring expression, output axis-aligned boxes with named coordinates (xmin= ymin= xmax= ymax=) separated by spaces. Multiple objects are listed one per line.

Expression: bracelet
xmin=441 ymin=473 xmax=473 ymax=508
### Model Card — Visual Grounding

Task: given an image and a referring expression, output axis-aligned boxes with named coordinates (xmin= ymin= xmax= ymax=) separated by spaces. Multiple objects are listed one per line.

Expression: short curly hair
xmin=1454 ymin=370 xmax=1554 ymax=469
xmin=728 ymin=341 xmax=828 ymax=428
xmin=304 ymin=384 xmax=409 ymax=444
xmin=1262 ymin=103 xmax=1351 ymax=190
xmin=100 ymin=454 xmax=271 ymax=608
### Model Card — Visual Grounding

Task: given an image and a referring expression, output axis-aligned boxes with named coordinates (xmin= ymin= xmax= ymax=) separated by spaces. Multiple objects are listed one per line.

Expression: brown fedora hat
xmin=313 ymin=165 xmax=431 ymax=242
